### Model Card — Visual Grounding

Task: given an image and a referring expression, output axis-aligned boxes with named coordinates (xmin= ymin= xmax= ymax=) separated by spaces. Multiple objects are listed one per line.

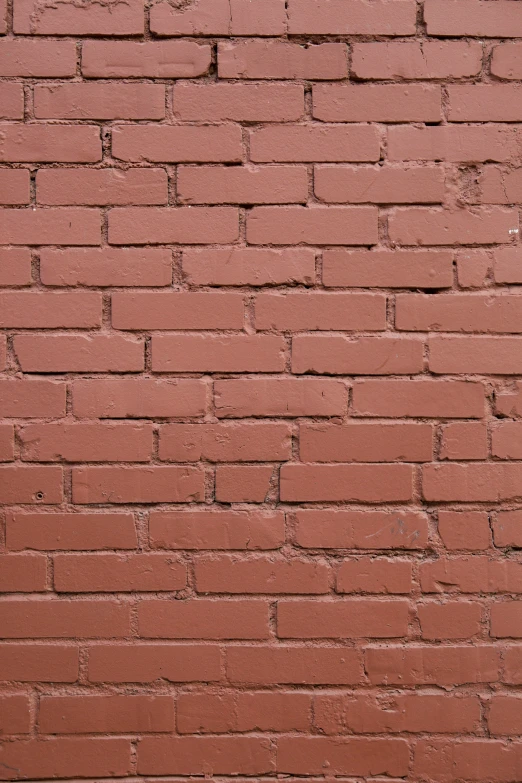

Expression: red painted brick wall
xmin=1 ymin=0 xmax=522 ymax=779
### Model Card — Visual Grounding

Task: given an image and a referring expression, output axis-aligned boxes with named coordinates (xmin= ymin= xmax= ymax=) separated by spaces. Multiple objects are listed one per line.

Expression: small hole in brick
xmin=35 ymin=491 xmax=45 ymax=501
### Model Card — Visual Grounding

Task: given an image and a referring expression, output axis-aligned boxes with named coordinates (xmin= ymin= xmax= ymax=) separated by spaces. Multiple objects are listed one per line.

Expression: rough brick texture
xmin=0 ymin=0 xmax=521 ymax=781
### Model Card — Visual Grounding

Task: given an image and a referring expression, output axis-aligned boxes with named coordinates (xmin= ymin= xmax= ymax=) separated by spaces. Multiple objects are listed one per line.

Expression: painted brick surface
xmin=0 ymin=0 xmax=521 ymax=780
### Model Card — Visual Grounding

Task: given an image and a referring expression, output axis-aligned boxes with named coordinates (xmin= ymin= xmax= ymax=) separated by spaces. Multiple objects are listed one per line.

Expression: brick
xmin=72 ymin=378 xmax=206 ymax=418
xmin=250 ymin=124 xmax=380 ymax=162
xmin=112 ymin=291 xmax=244 ymax=329
xmin=6 ymin=512 xmax=137 ymax=551
xmin=174 ymin=82 xmax=304 ymax=122
xmin=247 ymin=206 xmax=377 ymax=245
xmin=425 ymin=0 xmax=522 ymax=37
xmin=219 ymin=40 xmax=347 ymax=80
xmin=0 ymin=738 xmax=131 ymax=779
xmin=158 ymin=422 xmax=291 ymax=462
xmin=0 ymin=82 xmax=24 ymax=118
xmin=295 ymin=509 xmax=429 ymax=550
xmin=479 ymin=167 xmax=522 ymax=205
xmin=215 ymin=464 xmax=274 ymax=502
xmin=88 ymin=644 xmax=221 ymax=683
xmin=53 ymin=553 xmax=186 ymax=592
xmin=292 ymin=335 xmax=423 ymax=375
xmin=72 ymin=466 xmax=204 ymax=504
xmin=492 ymin=422 xmax=522 ymax=459
xmin=429 ymin=336 xmax=522 ymax=374
xmin=352 ymin=380 xmax=485 ymax=418
xmin=137 ymin=736 xmax=273 ymax=776
xmin=0 ymin=248 xmax=32 ymax=286
xmin=438 ymin=510 xmax=491 ymax=551
xmin=440 ymin=422 xmax=488 ymax=460
xmin=493 ymin=510 xmax=522 ymax=548
xmin=397 ymin=293 xmax=522 ymax=333
xmin=227 ymin=645 xmax=362 ymax=684
xmin=388 ymin=125 xmax=522 ymax=163
xmin=323 ymin=249 xmax=453 ymax=289
xmin=366 ymin=645 xmax=499 ymax=685
xmin=389 ymin=207 xmax=517 ymax=246
xmin=504 ymin=646 xmax=522 ymax=683
xmin=489 ymin=697 xmax=522 ymax=735
xmin=0 ymin=291 xmax=101 ymax=328
xmin=178 ymin=164 xmax=308 ymax=204
xmin=449 ymin=85 xmax=522 ymax=122
xmin=0 ymin=39 xmax=76 ymax=75
xmin=491 ymin=602 xmax=522 ymax=638
xmin=314 ymin=84 xmax=441 ymax=122
xmin=0 ymin=553 xmax=47 ymax=592
xmin=182 ymin=247 xmax=316 ymax=287
xmin=257 ymin=291 xmax=385 ymax=331
xmin=0 ymin=168 xmax=30 ymax=204
xmin=0 ymin=598 xmax=130 ymax=638
xmin=420 ymin=557 xmax=522 ymax=594
xmin=0 ymin=207 xmax=100 ymax=245
xmin=299 ymin=422 xmax=433 ymax=462
xmin=495 ymin=382 xmax=522 ymax=417
xmin=315 ymin=164 xmax=444 ymax=204
xmin=14 ymin=334 xmax=144 ymax=373
xmin=215 ymin=378 xmax=346 ymax=417
xmin=138 ymin=599 xmax=269 ymax=639
xmin=40 ymin=247 xmax=172 ymax=287
xmin=195 ymin=555 xmax=329 ymax=594
xmin=0 ymin=644 xmax=78 ymax=682
xmin=109 ymin=206 xmax=239 ymax=244
xmin=35 ymin=83 xmax=165 ymax=120
xmin=0 ymin=423 xmax=12 ymax=462
xmin=0 ymin=694 xmax=31 ymax=734
xmin=0 ymin=466 xmax=63 ymax=504
xmin=82 ymin=40 xmax=211 ymax=78
xmin=14 ymin=0 xmax=143 ymax=34
xmin=149 ymin=510 xmax=285 ymax=551
xmin=287 ymin=0 xmax=416 ymax=34
xmin=414 ymin=738 xmax=522 ymax=781
xmin=0 ymin=124 xmax=101 ymax=162
xmin=277 ymin=736 xmax=409 ymax=777
xmin=457 ymin=249 xmax=491 ymax=288
xmin=352 ymin=41 xmax=483 ymax=79
xmin=39 ymin=695 xmax=175 ymax=734
xmin=112 ymin=124 xmax=242 ymax=163
xmin=152 ymin=334 xmax=285 ymax=373
xmin=418 ymin=601 xmax=482 ymax=639
xmin=277 ymin=599 xmax=409 ymax=638
xmin=280 ymin=464 xmax=414 ymax=502
xmin=0 ymin=379 xmax=65 ymax=417
xmin=423 ymin=463 xmax=522 ymax=502
xmin=491 ymin=43 xmax=522 ymax=80
xmin=36 ymin=168 xmax=168 ymax=206
xmin=228 ymin=0 xmax=286 ymax=35
xmin=337 ymin=558 xmax=413 ymax=594
xmin=149 ymin=0 xmax=230 ymax=35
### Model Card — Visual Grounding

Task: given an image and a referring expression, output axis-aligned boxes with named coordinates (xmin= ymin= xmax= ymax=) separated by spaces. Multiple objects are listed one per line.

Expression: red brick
xmin=280 ymin=464 xmax=413 ymax=503
xmin=314 ymin=84 xmax=441 ymax=122
xmin=182 ymin=247 xmax=316 ymax=287
xmin=88 ymin=644 xmax=221 ymax=683
xmin=35 ymin=83 xmax=164 ymax=120
xmin=0 ymin=553 xmax=47 ymax=592
xmin=495 ymin=382 xmax=522 ymax=417
xmin=72 ymin=465 xmax=204 ymax=504
xmin=449 ymin=85 xmax=522 ymax=122
xmin=492 ymin=422 xmax=522 ymax=459
xmin=366 ymin=644 xmax=499 ymax=685
xmin=352 ymin=380 xmax=485 ymax=418
xmin=0 ymin=124 xmax=101 ymax=162
xmin=300 ymin=422 xmax=433 ymax=462
xmin=418 ymin=601 xmax=482 ymax=640
xmin=0 ymin=694 xmax=31 ymax=734
xmin=149 ymin=510 xmax=285 ymax=551
xmin=37 ymin=167 xmax=167 ymax=206
xmin=414 ymin=738 xmax=522 ymax=782
xmin=228 ymin=0 xmax=286 ymax=35
xmin=256 ymin=291 xmax=385 ymax=331
xmin=214 ymin=378 xmax=346 ymax=417
xmin=178 ymin=164 xmax=308 ymax=204
xmin=139 ymin=598 xmax=269 ymax=639
xmin=337 ymin=558 xmax=413 ymax=594
xmin=457 ymin=249 xmax=491 ymax=288
xmin=40 ymin=247 xmax=172 ymax=287
xmin=0 ymin=207 xmax=100 ymax=245
xmin=219 ymin=40 xmax=347 ymax=79
xmin=0 ymin=248 xmax=32 ymax=286
xmin=493 ymin=510 xmax=522 ymax=548
xmin=195 ymin=555 xmax=329 ymax=594
xmin=352 ymin=41 xmax=482 ymax=79
xmin=216 ymin=464 xmax=274 ymax=502
xmin=389 ymin=207 xmax=517 ymax=246
xmin=277 ymin=736 xmax=409 ymax=777
xmin=491 ymin=43 xmax=522 ymax=79
xmin=423 ymin=463 xmax=522 ymax=502
xmin=315 ymin=164 xmax=444 ymax=204
xmin=82 ymin=40 xmax=211 ymax=77
xmin=0 ymin=291 xmax=101 ymax=328
xmin=149 ymin=0 xmax=230 ymax=35
xmin=109 ymin=206 xmax=239 ymax=244
xmin=250 ymin=124 xmax=380 ymax=162
xmin=430 ymin=336 xmax=522 ymax=374
xmin=14 ymin=334 xmax=144 ymax=373
xmin=0 ymin=82 xmax=24 ymax=118
xmin=0 ymin=39 xmax=76 ymax=75
xmin=227 ymin=645 xmax=362 ymax=684
xmin=438 ymin=510 xmax=492 ymax=551
xmin=489 ymin=697 xmax=522 ymax=735
xmin=6 ymin=512 xmax=137 ymax=551
xmin=479 ymin=166 xmax=522 ymax=205
xmin=39 ymin=694 xmax=175 ymax=734
xmin=0 ymin=466 xmax=63 ymax=504
xmin=112 ymin=124 xmax=242 ymax=163
xmin=0 ymin=598 xmax=130 ymax=638
xmin=112 ymin=291 xmax=244 ymax=329
xmin=137 ymin=736 xmax=273 ymax=776
xmin=425 ymin=0 xmax=522 ymax=37
xmin=440 ymin=422 xmax=488 ymax=460
xmin=292 ymin=335 xmax=423 ymax=375
xmin=158 ymin=422 xmax=291 ymax=462
xmin=247 ymin=205 xmax=378 ymax=245
xmin=295 ymin=509 xmax=429 ymax=550
xmin=491 ymin=602 xmax=522 ymax=638
xmin=0 ymin=423 xmax=13 ymax=461
xmin=397 ymin=293 xmax=522 ymax=333
xmin=278 ymin=599 xmax=409 ymax=639
xmin=14 ymin=0 xmax=143 ymax=34
xmin=72 ymin=378 xmax=206 ymax=418
xmin=0 ymin=644 xmax=78 ymax=682
xmin=152 ymin=334 xmax=285 ymax=373
xmin=0 ymin=738 xmax=131 ymax=779
xmin=495 ymin=247 xmax=522 ymax=284
xmin=20 ymin=422 xmax=153 ymax=463
xmin=420 ymin=557 xmax=522 ymax=594
xmin=287 ymin=0 xmax=416 ymax=34
xmin=0 ymin=168 xmax=30 ymax=204
xmin=323 ymin=249 xmax=453 ymax=289
xmin=54 ymin=554 xmax=187 ymax=592
xmin=174 ymin=82 xmax=303 ymax=122
xmin=388 ymin=125 xmax=522 ymax=163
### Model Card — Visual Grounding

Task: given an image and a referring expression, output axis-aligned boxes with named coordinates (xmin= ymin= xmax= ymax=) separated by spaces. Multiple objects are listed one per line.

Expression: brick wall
xmin=1 ymin=0 xmax=522 ymax=779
